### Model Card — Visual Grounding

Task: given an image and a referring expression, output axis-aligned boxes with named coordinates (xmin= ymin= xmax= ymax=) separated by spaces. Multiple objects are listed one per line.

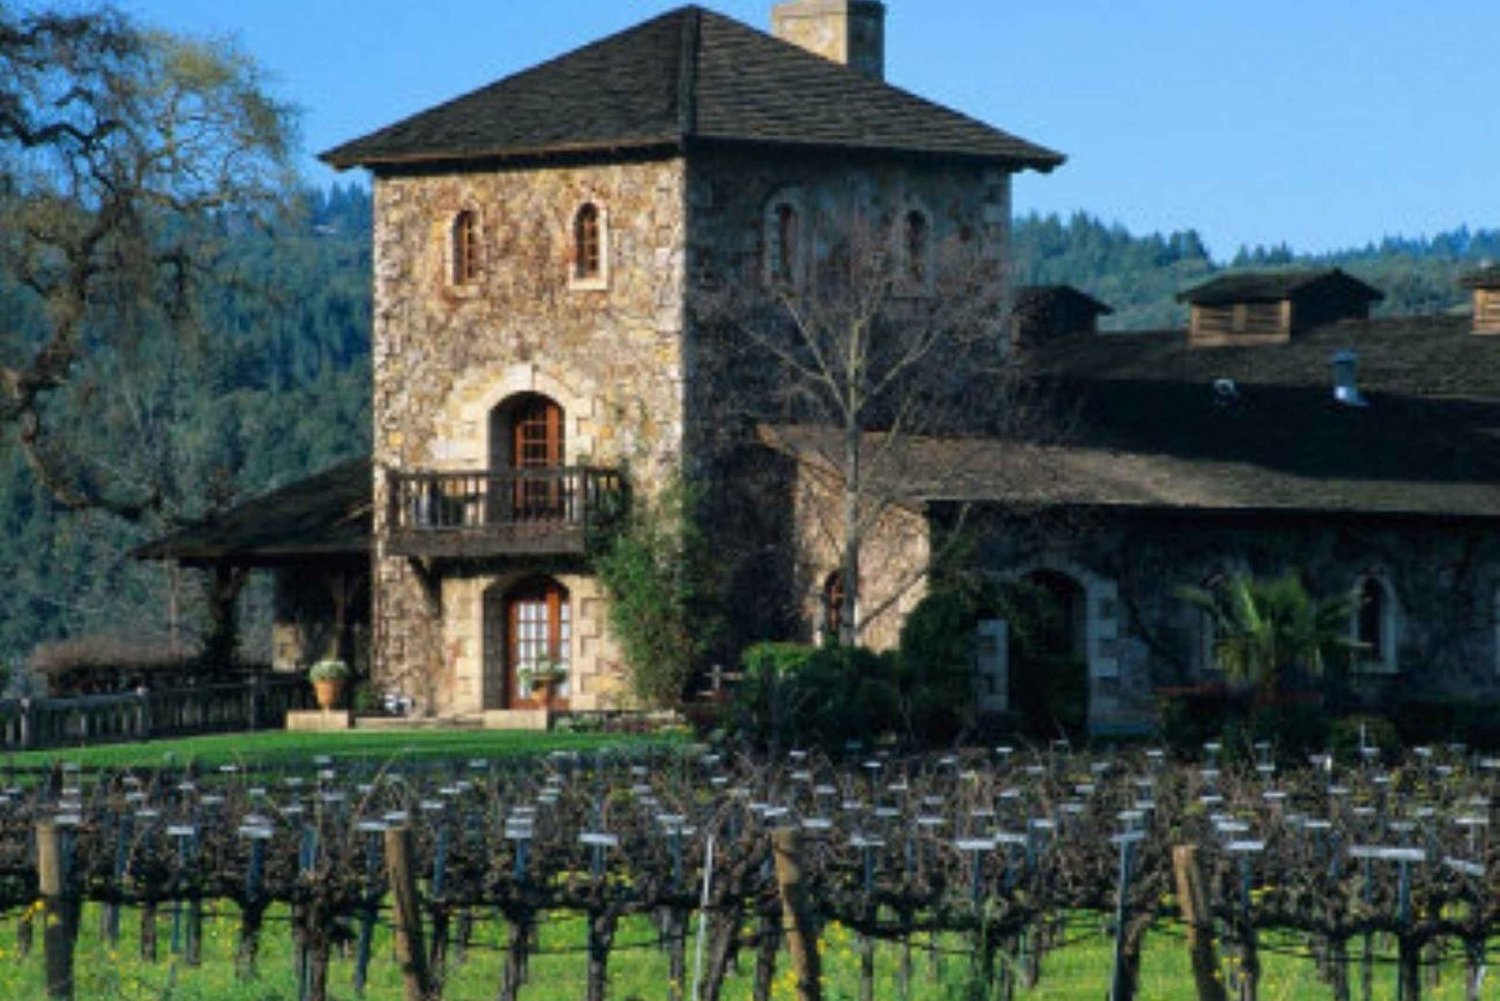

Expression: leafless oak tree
xmin=0 ymin=5 xmax=293 ymax=523
xmin=701 ymin=212 xmax=1053 ymax=646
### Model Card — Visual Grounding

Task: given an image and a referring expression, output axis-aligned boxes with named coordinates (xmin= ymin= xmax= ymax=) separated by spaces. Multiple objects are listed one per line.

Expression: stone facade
xmin=960 ymin=508 xmax=1500 ymax=731
xmin=789 ymin=466 xmax=931 ymax=652
xmin=370 ymin=157 xmax=687 ymax=715
xmin=681 ymin=146 xmax=1012 ymax=452
xmin=368 ymin=140 xmax=1022 ymax=714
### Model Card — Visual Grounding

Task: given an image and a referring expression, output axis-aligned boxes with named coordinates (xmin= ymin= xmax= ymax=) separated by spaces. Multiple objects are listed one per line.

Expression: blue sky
xmin=120 ymin=0 xmax=1497 ymax=259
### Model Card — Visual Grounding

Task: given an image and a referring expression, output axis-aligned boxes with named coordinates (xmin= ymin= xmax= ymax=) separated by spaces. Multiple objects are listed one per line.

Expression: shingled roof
xmin=1461 ymin=265 xmax=1500 ymax=290
xmin=1177 ymin=268 xmax=1383 ymax=306
xmin=1013 ymin=285 xmax=1114 ymax=316
xmin=134 ymin=459 xmax=372 ymax=567
xmin=1023 ymin=314 xmax=1500 ymax=518
xmin=766 ymin=314 xmax=1500 ymax=520
xmin=321 ymin=6 xmax=1062 ymax=171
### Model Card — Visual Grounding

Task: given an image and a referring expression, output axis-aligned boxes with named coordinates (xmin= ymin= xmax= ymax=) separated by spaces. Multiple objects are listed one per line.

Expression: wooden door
xmin=504 ymin=576 xmax=570 ymax=710
xmin=510 ymin=395 xmax=565 ymax=520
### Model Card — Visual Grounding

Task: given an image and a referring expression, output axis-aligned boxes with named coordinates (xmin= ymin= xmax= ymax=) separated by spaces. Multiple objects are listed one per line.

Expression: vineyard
xmin=4 ymin=744 xmax=1499 ymax=1001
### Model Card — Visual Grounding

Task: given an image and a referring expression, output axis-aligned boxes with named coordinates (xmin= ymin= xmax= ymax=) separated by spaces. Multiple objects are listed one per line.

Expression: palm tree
xmin=1177 ymin=572 xmax=1360 ymax=702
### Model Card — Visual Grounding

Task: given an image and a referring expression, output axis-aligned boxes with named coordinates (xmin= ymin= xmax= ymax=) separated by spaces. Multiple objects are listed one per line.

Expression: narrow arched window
xmin=452 ymin=210 xmax=480 ymax=284
xmin=773 ymin=202 xmax=800 ymax=283
xmin=1352 ymin=575 xmax=1398 ymax=673
xmin=822 ymin=570 xmax=846 ymax=641
xmin=1357 ymin=578 xmax=1386 ymax=661
xmin=574 ymin=203 xmax=601 ymax=280
xmin=905 ymin=210 xmax=929 ymax=284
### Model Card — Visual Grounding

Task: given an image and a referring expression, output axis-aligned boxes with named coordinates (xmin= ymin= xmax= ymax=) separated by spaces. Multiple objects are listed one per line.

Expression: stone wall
xmin=368 ymin=142 xmax=1026 ymax=710
xmin=370 ymin=156 xmax=687 ymax=714
xmin=680 ymin=147 xmax=1014 ymax=648
xmin=683 ymin=148 xmax=1011 ymax=452
xmin=789 ymin=464 xmax=930 ymax=651
xmin=965 ymin=508 xmax=1500 ymax=730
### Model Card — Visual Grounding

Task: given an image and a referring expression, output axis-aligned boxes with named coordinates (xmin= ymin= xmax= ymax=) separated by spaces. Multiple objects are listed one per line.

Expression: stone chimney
xmin=771 ymin=0 xmax=886 ymax=80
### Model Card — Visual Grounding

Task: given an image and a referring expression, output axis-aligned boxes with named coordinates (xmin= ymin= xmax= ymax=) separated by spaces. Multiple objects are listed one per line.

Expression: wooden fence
xmin=0 ymin=675 xmax=310 ymax=750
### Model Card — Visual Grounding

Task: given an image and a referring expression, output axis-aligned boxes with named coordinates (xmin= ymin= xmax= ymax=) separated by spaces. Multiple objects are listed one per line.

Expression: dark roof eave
xmin=324 ymin=134 xmax=1064 ymax=174
xmin=923 ymin=497 xmax=1500 ymax=522
xmin=321 ymin=135 xmax=687 ymax=172
xmin=135 ymin=543 xmax=371 ymax=566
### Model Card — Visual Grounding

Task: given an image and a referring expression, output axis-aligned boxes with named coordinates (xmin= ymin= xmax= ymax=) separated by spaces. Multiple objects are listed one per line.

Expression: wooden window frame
xmin=451 ymin=210 xmax=481 ymax=286
xmin=569 ymin=202 xmax=609 ymax=291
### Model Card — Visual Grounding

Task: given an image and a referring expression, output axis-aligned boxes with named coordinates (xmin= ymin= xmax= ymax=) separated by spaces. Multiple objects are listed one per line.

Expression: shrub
xmin=1329 ymin=714 xmax=1402 ymax=765
xmin=27 ymin=634 xmax=196 ymax=695
xmin=1157 ymin=684 xmax=1239 ymax=757
xmin=895 ymin=589 xmax=980 ymax=744
xmin=595 ymin=478 xmax=722 ymax=709
xmin=1387 ymin=699 xmax=1500 ymax=750
xmin=730 ymin=642 xmax=899 ymax=753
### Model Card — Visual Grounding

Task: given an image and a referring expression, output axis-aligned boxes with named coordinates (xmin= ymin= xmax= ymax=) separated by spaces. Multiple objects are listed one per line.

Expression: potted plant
xmin=520 ymin=657 xmax=567 ymax=709
xmin=308 ymin=659 xmax=351 ymax=711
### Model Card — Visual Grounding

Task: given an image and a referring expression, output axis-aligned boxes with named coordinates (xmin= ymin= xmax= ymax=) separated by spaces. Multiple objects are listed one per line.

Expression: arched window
xmin=764 ymin=192 xmax=805 ymax=286
xmin=775 ymin=203 xmax=800 ymax=282
xmin=1194 ymin=606 xmax=1218 ymax=675
xmin=574 ymin=203 xmax=601 ymax=280
xmin=904 ymin=209 xmax=930 ymax=285
xmin=451 ymin=210 xmax=480 ymax=284
xmin=822 ymin=570 xmax=846 ymax=641
xmin=1353 ymin=575 xmax=1398 ymax=672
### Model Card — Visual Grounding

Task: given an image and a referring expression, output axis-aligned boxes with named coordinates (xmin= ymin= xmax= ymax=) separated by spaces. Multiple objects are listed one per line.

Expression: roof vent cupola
xmin=771 ymin=0 xmax=886 ymax=80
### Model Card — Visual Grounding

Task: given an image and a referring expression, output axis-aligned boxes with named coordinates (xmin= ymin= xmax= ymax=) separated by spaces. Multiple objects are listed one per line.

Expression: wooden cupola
xmin=1461 ymin=265 xmax=1500 ymax=336
xmin=1010 ymin=285 xmax=1114 ymax=347
xmin=1176 ymin=268 xmax=1383 ymax=348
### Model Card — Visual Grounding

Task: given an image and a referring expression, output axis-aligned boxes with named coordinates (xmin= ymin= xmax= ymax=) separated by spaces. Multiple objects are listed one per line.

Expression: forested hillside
xmin=1013 ymin=211 xmax=1500 ymax=330
xmin=2 ymin=186 xmax=1495 ymax=676
xmin=0 ymin=186 xmax=373 ymax=676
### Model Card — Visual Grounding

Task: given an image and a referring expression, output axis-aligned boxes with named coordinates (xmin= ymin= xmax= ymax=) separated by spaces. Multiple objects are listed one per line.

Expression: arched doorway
xmin=483 ymin=576 xmax=571 ymax=710
xmin=1011 ymin=569 xmax=1089 ymax=739
xmin=489 ymin=393 xmax=566 ymax=520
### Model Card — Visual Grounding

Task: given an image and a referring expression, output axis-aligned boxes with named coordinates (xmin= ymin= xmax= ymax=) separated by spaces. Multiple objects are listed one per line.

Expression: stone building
xmin=761 ymin=312 xmax=1500 ymax=733
xmin=315 ymin=1 xmax=1062 ymax=719
xmin=137 ymin=4 xmax=1500 ymax=739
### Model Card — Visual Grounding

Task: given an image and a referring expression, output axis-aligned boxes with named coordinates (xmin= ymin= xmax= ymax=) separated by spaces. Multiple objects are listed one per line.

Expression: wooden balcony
xmin=386 ymin=467 xmax=627 ymax=559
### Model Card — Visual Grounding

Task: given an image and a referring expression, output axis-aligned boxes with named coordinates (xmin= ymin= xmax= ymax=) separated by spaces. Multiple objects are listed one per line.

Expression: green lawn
xmin=0 ymin=905 xmax=1488 ymax=1000
xmin=0 ymin=728 xmax=679 ymax=771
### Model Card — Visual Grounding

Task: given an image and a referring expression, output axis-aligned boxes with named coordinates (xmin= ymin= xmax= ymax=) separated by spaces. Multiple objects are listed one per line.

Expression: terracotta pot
xmin=530 ymin=675 xmax=562 ymax=709
xmin=314 ymin=678 xmax=346 ymax=711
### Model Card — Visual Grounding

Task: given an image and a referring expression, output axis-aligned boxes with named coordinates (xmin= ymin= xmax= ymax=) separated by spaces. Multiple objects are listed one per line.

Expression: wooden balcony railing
xmin=386 ymin=467 xmax=627 ymax=558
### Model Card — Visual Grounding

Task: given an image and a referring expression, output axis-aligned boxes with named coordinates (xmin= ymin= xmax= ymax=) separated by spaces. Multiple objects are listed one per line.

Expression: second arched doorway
xmin=1010 ymin=568 xmax=1090 ymax=739
xmin=482 ymin=575 xmax=571 ymax=710
xmin=489 ymin=392 xmax=567 ymax=521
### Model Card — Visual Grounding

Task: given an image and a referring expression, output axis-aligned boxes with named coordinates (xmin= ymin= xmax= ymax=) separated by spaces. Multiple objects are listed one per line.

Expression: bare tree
xmin=701 ymin=212 xmax=1053 ymax=646
xmin=0 ymin=5 xmax=293 ymax=523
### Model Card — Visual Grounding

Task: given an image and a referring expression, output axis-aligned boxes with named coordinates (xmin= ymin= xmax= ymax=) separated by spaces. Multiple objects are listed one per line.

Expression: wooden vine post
xmin=385 ymin=826 xmax=435 ymax=1001
xmin=771 ymin=828 xmax=821 ymax=1001
xmin=36 ymin=820 xmax=79 ymax=1001
xmin=1173 ymin=845 xmax=1227 ymax=1001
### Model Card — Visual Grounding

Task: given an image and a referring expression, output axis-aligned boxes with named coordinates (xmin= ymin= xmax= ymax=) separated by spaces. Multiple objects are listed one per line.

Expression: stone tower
xmin=321 ymin=4 xmax=1060 ymax=719
xmin=771 ymin=0 xmax=886 ymax=80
